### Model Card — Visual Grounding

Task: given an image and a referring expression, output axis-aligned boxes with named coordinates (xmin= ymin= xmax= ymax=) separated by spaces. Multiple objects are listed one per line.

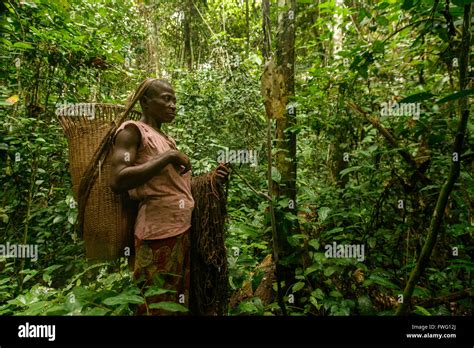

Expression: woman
xmin=110 ymin=78 xmax=229 ymax=315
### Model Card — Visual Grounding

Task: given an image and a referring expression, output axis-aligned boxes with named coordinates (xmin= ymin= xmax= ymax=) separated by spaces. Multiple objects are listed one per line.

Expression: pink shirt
xmin=115 ymin=120 xmax=195 ymax=240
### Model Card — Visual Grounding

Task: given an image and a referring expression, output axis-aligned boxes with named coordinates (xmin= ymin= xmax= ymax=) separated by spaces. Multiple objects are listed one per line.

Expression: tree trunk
xmin=274 ymin=0 xmax=298 ymax=300
xmin=261 ymin=0 xmax=299 ymax=315
xmin=275 ymin=0 xmax=297 ymax=216
xmin=261 ymin=0 xmax=271 ymax=60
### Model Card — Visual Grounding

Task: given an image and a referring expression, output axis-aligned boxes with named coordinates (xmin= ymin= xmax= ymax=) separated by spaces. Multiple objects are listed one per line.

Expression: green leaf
xmin=52 ymin=215 xmax=65 ymax=224
xmin=237 ymin=300 xmax=259 ymax=314
xmin=367 ymin=274 xmax=399 ymax=290
xmin=42 ymin=273 xmax=51 ymax=284
xmin=67 ymin=215 xmax=76 ymax=225
xmin=18 ymin=301 xmax=51 ymax=315
xmin=304 ymin=264 xmax=319 ymax=276
xmin=292 ymin=281 xmax=305 ymax=292
xmin=45 ymin=305 xmax=68 ymax=316
xmin=324 ymin=227 xmax=344 ymax=236
xmin=339 ymin=166 xmax=362 ymax=178
xmin=436 ymin=88 xmax=474 ymax=104
xmin=318 ymin=207 xmax=331 ymax=222
xmin=367 ymin=237 xmax=376 ymax=248
xmin=271 ymin=166 xmax=281 ymax=183
xmin=12 ymin=42 xmax=34 ymax=50
xmin=311 ymin=288 xmax=325 ymax=300
xmin=43 ymin=264 xmax=62 ymax=275
xmin=21 ymin=270 xmax=38 ymax=284
xmin=308 ymin=239 xmax=320 ymax=250
xmin=324 ymin=266 xmax=337 ymax=277
xmin=103 ymin=293 xmax=144 ymax=306
xmin=251 ymin=271 xmax=265 ymax=292
xmin=414 ymin=305 xmax=432 ymax=316
xmin=82 ymin=307 xmax=111 ymax=316
xmin=310 ymin=296 xmax=322 ymax=310
xmin=144 ymin=287 xmax=175 ymax=297
xmin=73 ymin=287 xmax=97 ymax=302
xmin=148 ymin=302 xmax=188 ymax=312
xmin=413 ymin=286 xmax=431 ymax=298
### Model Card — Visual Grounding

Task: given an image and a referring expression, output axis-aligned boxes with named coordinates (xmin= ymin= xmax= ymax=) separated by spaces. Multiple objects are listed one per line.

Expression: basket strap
xmin=77 ymin=78 xmax=159 ymax=237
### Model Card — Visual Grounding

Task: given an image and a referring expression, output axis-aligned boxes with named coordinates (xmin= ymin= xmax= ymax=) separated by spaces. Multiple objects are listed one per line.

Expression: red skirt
xmin=133 ymin=230 xmax=190 ymax=315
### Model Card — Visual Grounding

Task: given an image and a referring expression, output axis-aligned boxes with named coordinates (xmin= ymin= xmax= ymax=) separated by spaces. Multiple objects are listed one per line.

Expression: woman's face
xmin=142 ymin=83 xmax=177 ymax=124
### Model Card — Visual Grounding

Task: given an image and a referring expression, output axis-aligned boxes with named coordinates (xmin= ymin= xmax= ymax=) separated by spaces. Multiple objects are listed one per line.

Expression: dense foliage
xmin=0 ymin=0 xmax=472 ymax=316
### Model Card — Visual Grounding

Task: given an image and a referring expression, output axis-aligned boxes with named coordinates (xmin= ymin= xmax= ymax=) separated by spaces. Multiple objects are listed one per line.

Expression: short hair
xmin=141 ymin=79 xmax=172 ymax=100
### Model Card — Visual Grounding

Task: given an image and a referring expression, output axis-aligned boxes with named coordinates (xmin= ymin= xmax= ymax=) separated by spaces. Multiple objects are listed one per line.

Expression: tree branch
xmin=230 ymin=164 xmax=272 ymax=201
xmin=346 ymin=100 xmax=431 ymax=185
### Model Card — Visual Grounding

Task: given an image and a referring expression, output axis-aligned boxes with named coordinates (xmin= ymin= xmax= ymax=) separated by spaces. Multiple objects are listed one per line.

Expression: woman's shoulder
xmin=117 ymin=119 xmax=142 ymax=130
xmin=114 ymin=120 xmax=143 ymax=145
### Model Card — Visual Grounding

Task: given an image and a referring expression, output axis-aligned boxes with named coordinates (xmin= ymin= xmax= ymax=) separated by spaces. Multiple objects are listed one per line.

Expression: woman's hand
xmin=166 ymin=150 xmax=192 ymax=175
xmin=214 ymin=163 xmax=230 ymax=185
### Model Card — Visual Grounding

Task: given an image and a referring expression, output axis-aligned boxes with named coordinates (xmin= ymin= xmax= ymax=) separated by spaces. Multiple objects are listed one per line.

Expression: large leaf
xmin=17 ymin=301 xmax=51 ymax=316
xmin=304 ymin=264 xmax=319 ymax=276
xmin=318 ymin=207 xmax=331 ymax=222
xmin=292 ymin=281 xmax=305 ymax=292
xmin=144 ymin=287 xmax=175 ymax=297
xmin=81 ymin=307 xmax=111 ymax=316
xmin=102 ymin=293 xmax=144 ymax=306
xmin=271 ymin=166 xmax=281 ymax=183
xmin=399 ymin=92 xmax=435 ymax=104
xmin=148 ymin=302 xmax=188 ymax=312
xmin=237 ymin=300 xmax=259 ymax=314
xmin=12 ymin=42 xmax=34 ymax=50
xmin=436 ymin=88 xmax=474 ymax=104
xmin=367 ymin=274 xmax=399 ymax=290
xmin=339 ymin=166 xmax=362 ymax=178
xmin=413 ymin=305 xmax=431 ymax=316
xmin=324 ymin=266 xmax=337 ymax=277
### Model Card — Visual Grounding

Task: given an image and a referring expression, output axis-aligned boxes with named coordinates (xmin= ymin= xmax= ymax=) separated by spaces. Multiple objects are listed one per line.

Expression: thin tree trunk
xmin=246 ymin=0 xmax=250 ymax=57
xmin=183 ymin=0 xmax=193 ymax=70
xmin=262 ymin=0 xmax=271 ymax=60
xmin=261 ymin=0 xmax=288 ymax=316
xmin=275 ymin=0 xmax=297 ymax=215
xmin=274 ymin=0 xmax=298 ymax=305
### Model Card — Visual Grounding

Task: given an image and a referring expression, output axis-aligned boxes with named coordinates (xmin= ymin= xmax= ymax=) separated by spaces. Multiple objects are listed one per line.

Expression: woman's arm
xmin=109 ymin=124 xmax=191 ymax=193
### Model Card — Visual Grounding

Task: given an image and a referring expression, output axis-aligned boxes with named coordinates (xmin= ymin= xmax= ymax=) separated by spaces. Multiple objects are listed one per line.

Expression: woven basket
xmin=57 ymin=103 xmax=140 ymax=260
